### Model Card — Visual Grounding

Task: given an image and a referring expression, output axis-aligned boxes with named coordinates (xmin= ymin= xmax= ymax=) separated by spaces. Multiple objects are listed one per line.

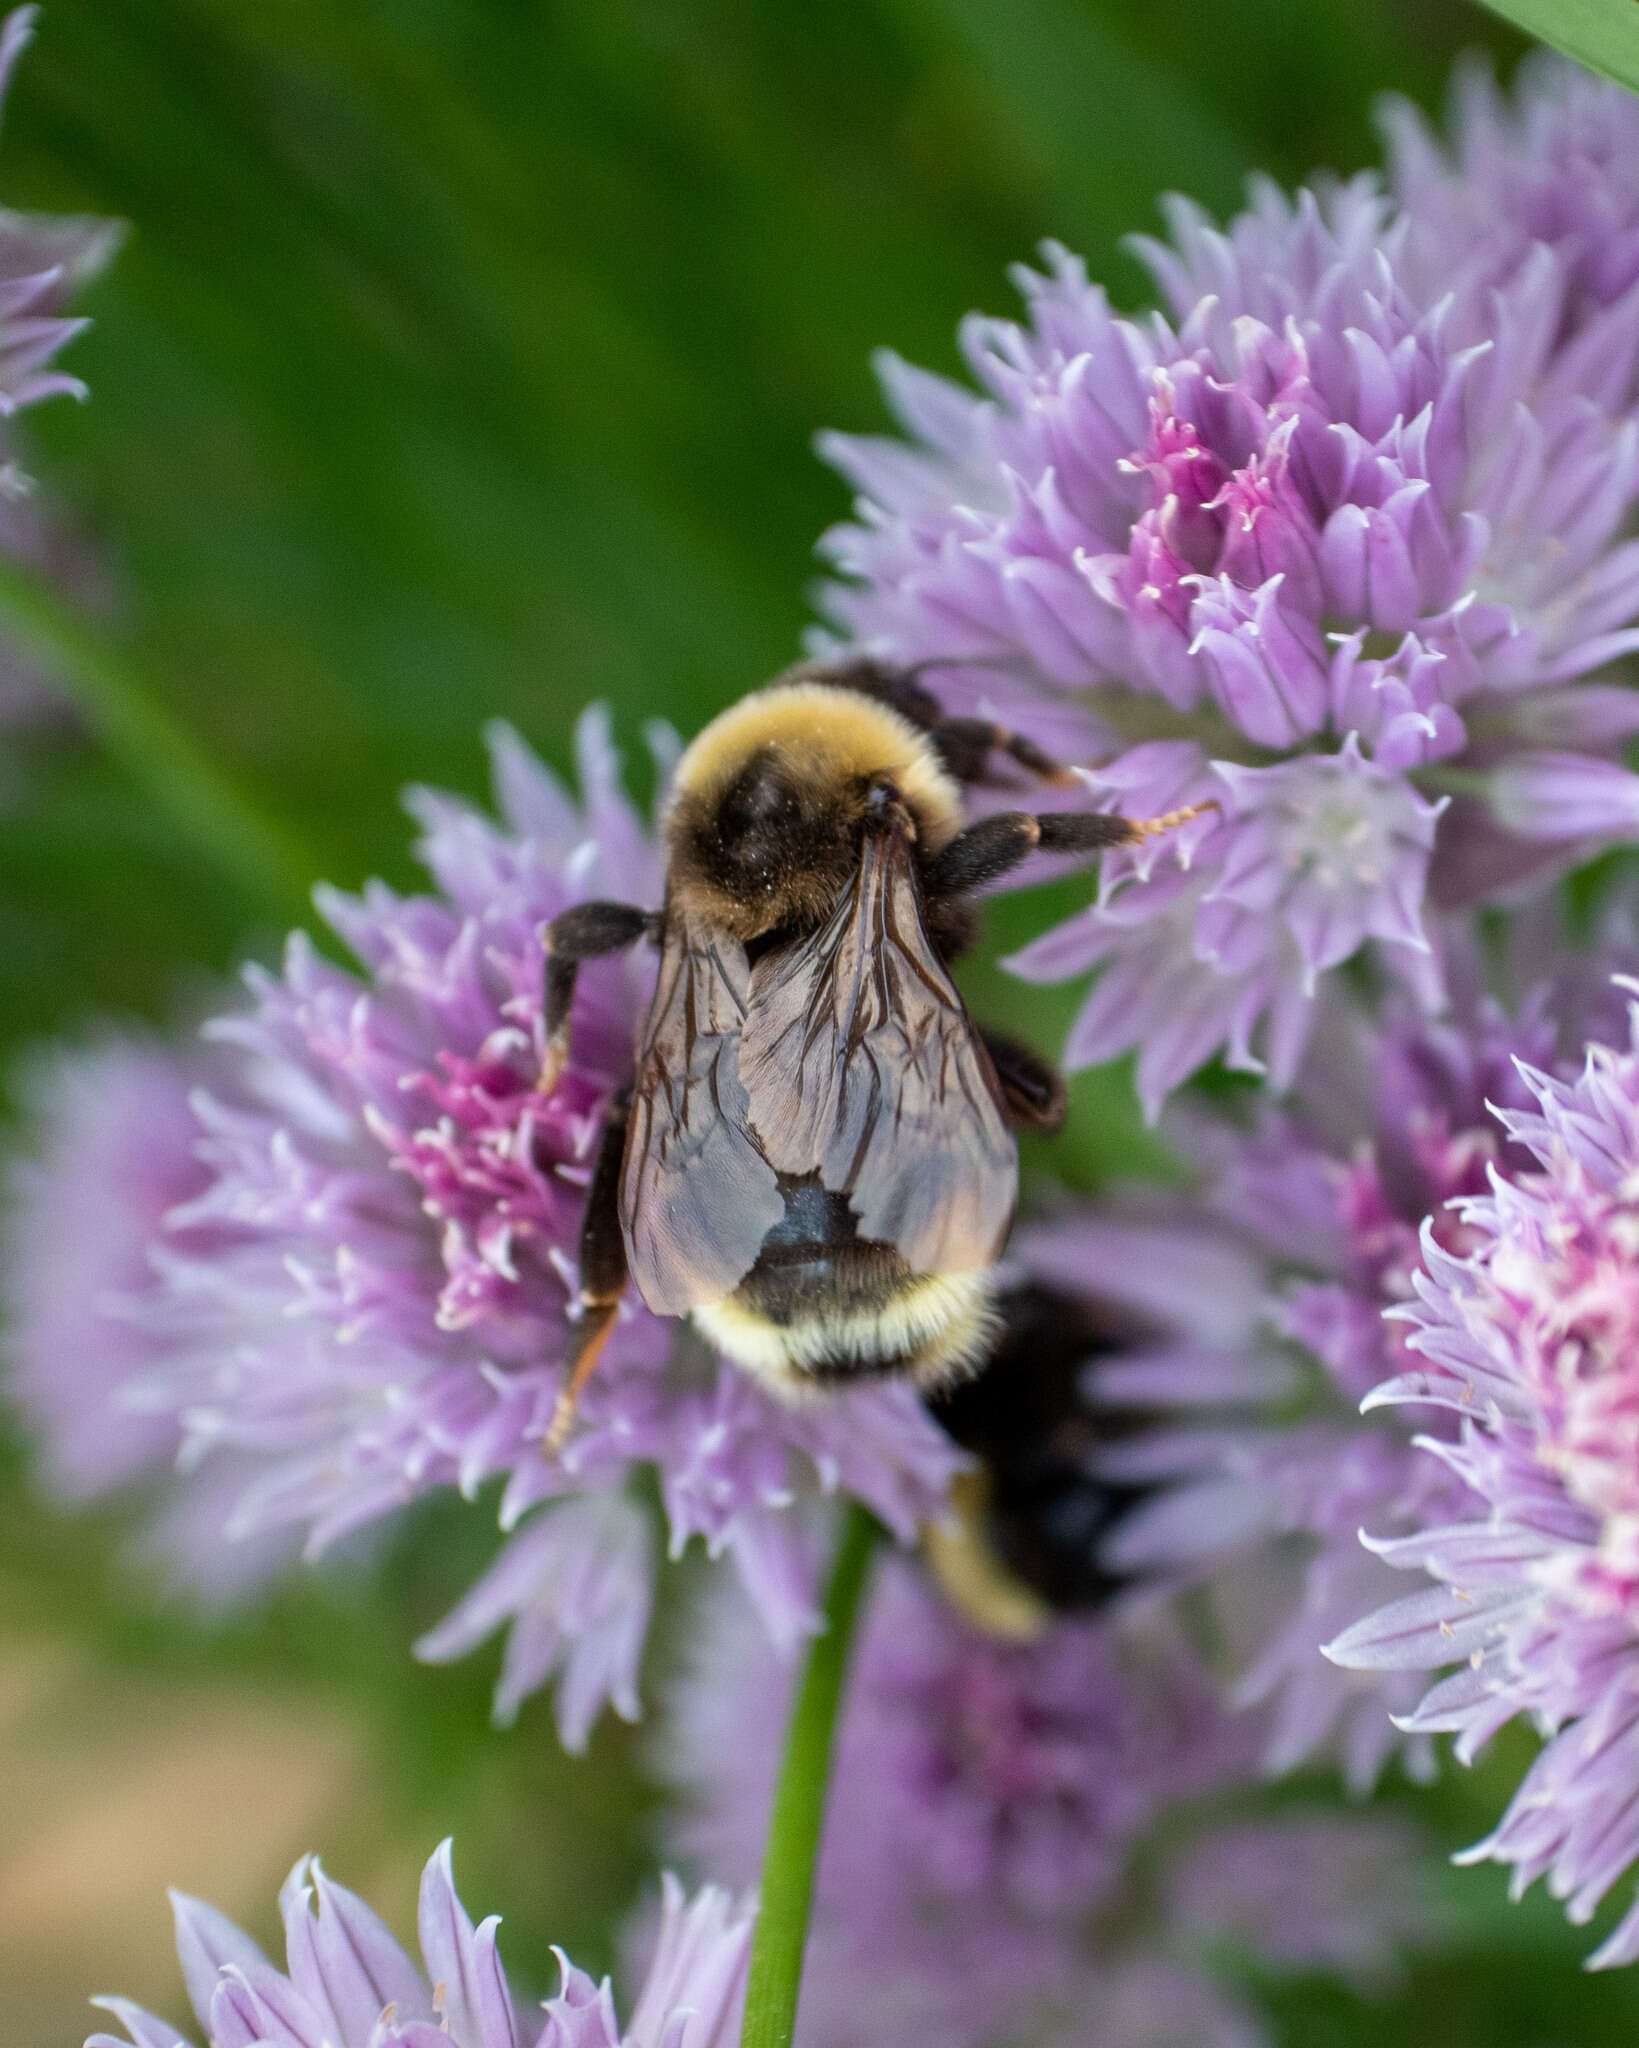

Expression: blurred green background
xmin=7 ymin=1 xmax=1639 ymax=2042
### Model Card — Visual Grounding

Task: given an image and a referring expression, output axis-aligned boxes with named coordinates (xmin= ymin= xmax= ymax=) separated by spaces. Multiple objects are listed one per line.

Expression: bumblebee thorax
xmin=664 ymin=682 xmax=962 ymax=940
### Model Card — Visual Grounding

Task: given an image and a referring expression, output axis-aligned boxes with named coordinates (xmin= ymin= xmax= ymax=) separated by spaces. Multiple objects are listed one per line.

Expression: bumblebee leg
xmin=544 ymin=1090 xmax=632 ymax=1456
xmin=920 ymin=803 xmax=1215 ymax=898
xmin=928 ymin=717 xmax=1078 ymax=788
xmin=978 ymin=1028 xmax=1067 ymax=1134
xmin=539 ymin=901 xmax=654 ymax=1092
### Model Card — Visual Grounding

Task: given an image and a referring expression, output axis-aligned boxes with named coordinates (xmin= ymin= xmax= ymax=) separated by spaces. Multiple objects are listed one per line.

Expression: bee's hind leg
xmin=978 ymin=1028 xmax=1067 ymax=1136
xmin=926 ymin=717 xmax=1078 ymax=789
xmin=790 ymin=656 xmax=1079 ymax=788
xmin=543 ymin=1088 xmax=633 ymax=1457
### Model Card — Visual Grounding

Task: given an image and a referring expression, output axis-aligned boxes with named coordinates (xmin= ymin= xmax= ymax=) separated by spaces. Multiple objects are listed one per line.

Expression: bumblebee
xmin=921 ymin=1279 xmax=1156 ymax=1639
xmin=537 ymin=659 xmax=1206 ymax=1447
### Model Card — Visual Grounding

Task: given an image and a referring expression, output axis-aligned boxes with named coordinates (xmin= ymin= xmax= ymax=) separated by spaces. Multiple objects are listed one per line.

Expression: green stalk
xmin=740 ymin=1503 xmax=879 ymax=2048
xmin=0 ymin=558 xmax=319 ymax=924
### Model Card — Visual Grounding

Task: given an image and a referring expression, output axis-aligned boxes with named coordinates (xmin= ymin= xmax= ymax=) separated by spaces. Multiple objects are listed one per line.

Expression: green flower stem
xmin=0 ymin=559 xmax=319 ymax=924
xmin=740 ymin=1502 xmax=879 ymax=2048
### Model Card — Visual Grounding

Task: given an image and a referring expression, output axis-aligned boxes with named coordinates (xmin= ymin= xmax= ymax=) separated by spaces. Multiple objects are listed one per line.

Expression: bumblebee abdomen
xmin=688 ymin=1175 xmax=998 ymax=1397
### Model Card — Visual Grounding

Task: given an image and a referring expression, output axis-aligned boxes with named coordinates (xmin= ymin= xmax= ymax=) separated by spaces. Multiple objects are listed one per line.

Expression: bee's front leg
xmin=538 ymin=901 xmax=655 ymax=1093
xmin=920 ymin=803 xmax=1214 ymax=898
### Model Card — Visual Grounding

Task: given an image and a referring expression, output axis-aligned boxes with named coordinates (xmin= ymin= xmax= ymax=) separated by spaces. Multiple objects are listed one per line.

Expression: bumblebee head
xmin=664 ymin=681 xmax=963 ymax=941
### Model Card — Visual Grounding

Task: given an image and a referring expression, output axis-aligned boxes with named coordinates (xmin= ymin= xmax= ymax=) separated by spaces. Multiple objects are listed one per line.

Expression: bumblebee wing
xmin=739 ymin=818 xmax=1016 ymax=1275
xmin=619 ymin=909 xmax=785 ymax=1317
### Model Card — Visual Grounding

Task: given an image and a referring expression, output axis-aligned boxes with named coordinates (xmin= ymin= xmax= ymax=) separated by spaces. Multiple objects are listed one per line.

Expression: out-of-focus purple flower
xmin=1325 ymin=994 xmax=1639 ymax=1968
xmin=0 ymin=1030 xmax=298 ymax=1605
xmin=661 ymin=1556 xmax=1247 ymax=2048
xmin=1098 ymin=936 xmax=1639 ymax=1792
xmin=2 ymin=715 xmax=961 ymax=1745
xmin=4 ymin=1033 xmax=204 ymax=1501
xmin=816 ymin=66 xmax=1639 ymax=1110
xmin=660 ymin=1558 xmax=1434 ymax=2047
xmin=86 ymin=1839 xmax=753 ymax=2048
xmin=0 ymin=5 xmax=120 ymax=737
xmin=666 ymin=1555 xmax=1248 ymax=1932
xmin=1165 ymin=1810 xmax=1434 ymax=1993
xmin=1385 ymin=51 xmax=1639 ymax=350
xmin=0 ymin=7 xmax=119 ymax=415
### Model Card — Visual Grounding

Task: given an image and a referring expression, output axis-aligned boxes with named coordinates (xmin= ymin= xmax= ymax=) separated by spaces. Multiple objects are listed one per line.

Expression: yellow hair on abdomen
xmin=669 ymin=682 xmax=964 ymax=854
xmin=692 ymin=1268 xmax=998 ymax=1402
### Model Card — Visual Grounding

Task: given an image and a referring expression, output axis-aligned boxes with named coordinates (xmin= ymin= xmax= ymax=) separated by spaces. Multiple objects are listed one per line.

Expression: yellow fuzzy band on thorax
xmin=668 ymin=682 xmax=964 ymax=853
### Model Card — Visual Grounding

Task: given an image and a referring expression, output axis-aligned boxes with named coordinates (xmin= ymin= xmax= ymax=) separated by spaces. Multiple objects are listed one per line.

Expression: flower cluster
xmin=0 ymin=8 xmax=117 ymax=418
xmin=1326 ymin=996 xmax=1639 ymax=1968
xmin=88 ymin=1840 xmax=753 ymax=2048
xmin=816 ymin=58 xmax=1639 ymax=1111
xmin=1386 ymin=49 xmax=1639 ymax=337
xmin=0 ymin=4 xmax=119 ymax=733
xmin=1089 ymin=957 xmax=1626 ymax=1789
xmin=0 ymin=1029 xmax=299 ymax=1603
xmin=26 ymin=25 xmax=1639 ymax=2021
xmin=659 ymin=1557 xmax=1431 ymax=2048
xmin=2 ymin=714 xmax=962 ymax=1745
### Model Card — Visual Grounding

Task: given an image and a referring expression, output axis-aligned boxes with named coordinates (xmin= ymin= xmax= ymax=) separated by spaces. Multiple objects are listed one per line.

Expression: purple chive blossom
xmin=1324 ymin=994 xmax=1639 ymax=1968
xmin=660 ymin=1556 xmax=1255 ymax=2048
xmin=3 ymin=1034 xmax=206 ymax=1501
xmin=659 ymin=1559 xmax=1434 ymax=2047
xmin=816 ymin=71 xmax=1639 ymax=1110
xmin=0 ymin=1031 xmax=299 ymax=1604
xmin=1164 ymin=1810 xmax=1436 ymax=1993
xmin=0 ymin=5 xmax=119 ymax=734
xmin=86 ymin=1839 xmax=752 ymax=2048
xmin=6 ymin=714 xmax=960 ymax=1745
xmin=0 ymin=7 xmax=119 ymax=416
xmin=1385 ymin=52 xmax=1639 ymax=347
xmin=1097 ymin=950 xmax=1638 ymax=1792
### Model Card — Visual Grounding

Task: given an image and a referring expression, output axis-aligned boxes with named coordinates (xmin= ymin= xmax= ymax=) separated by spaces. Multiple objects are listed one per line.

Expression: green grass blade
xmin=0 ymin=558 xmax=318 ymax=923
xmin=1471 ymin=0 xmax=1639 ymax=92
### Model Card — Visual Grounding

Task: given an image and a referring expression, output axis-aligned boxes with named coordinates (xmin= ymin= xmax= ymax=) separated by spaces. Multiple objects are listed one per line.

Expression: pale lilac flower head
xmin=0 ymin=7 xmax=119 ymax=416
xmin=661 ymin=1556 xmax=1246 ymax=2048
xmin=1386 ymin=51 xmax=1639 ymax=349
xmin=1163 ymin=1809 xmax=1434 ymax=1994
xmin=0 ymin=1030 xmax=298 ymax=1604
xmin=659 ymin=1560 xmax=1431 ymax=2047
xmin=1326 ymin=993 xmax=1639 ymax=1967
xmin=5 ymin=716 xmax=961 ymax=1744
xmin=1099 ymin=947 xmax=1637 ymax=1792
xmin=4 ymin=1033 xmax=206 ymax=1501
xmin=86 ymin=1839 xmax=752 ymax=2048
xmin=818 ymin=77 xmax=1639 ymax=1110
xmin=0 ymin=5 xmax=120 ymax=731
